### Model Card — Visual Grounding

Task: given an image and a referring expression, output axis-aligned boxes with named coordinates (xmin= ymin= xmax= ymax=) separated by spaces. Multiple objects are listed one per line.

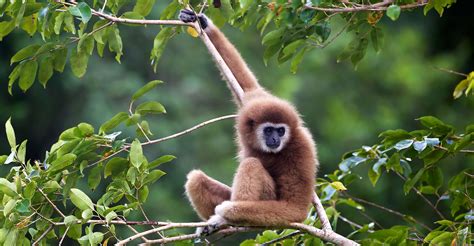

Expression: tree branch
xmin=305 ymin=0 xmax=428 ymax=13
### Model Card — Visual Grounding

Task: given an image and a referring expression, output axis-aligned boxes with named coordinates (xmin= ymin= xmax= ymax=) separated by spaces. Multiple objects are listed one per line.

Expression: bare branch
xmin=313 ymin=192 xmax=333 ymax=231
xmin=306 ymin=0 xmax=428 ymax=13
xmin=142 ymin=115 xmax=237 ymax=146
xmin=32 ymin=224 xmax=54 ymax=246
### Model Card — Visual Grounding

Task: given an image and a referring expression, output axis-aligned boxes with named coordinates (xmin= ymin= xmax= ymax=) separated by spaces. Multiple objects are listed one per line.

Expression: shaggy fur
xmin=181 ymin=11 xmax=319 ymax=228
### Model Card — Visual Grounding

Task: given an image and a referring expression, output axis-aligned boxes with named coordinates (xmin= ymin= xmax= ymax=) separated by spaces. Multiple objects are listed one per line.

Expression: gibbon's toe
xmin=179 ymin=9 xmax=197 ymax=23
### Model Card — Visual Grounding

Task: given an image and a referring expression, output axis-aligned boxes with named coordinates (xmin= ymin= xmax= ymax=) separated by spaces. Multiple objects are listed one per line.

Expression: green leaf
xmin=53 ymin=47 xmax=68 ymax=72
xmin=5 ymin=118 xmax=16 ymax=149
xmin=4 ymin=229 xmax=18 ymax=246
xmin=48 ymin=153 xmax=77 ymax=173
xmin=403 ymin=168 xmax=425 ymax=195
xmin=132 ymin=80 xmax=163 ymax=101
xmin=15 ymin=199 xmax=30 ymax=213
xmin=10 ymin=44 xmax=41 ymax=64
xmin=133 ymin=0 xmax=156 ymax=17
xmin=108 ymin=26 xmax=123 ymax=62
xmin=0 ymin=178 xmax=17 ymax=197
xmin=38 ymin=56 xmax=54 ymax=87
xmin=417 ymin=116 xmax=453 ymax=135
xmin=148 ymin=155 xmax=176 ymax=170
xmin=290 ymin=47 xmax=308 ymax=74
xmin=370 ymin=27 xmax=384 ymax=53
xmin=262 ymin=28 xmax=285 ymax=46
xmin=386 ymin=5 xmax=401 ymax=21
xmin=88 ymin=165 xmax=101 ymax=190
xmin=150 ymin=27 xmax=173 ymax=72
xmin=19 ymin=60 xmax=38 ymax=92
xmin=99 ymin=112 xmax=128 ymax=134
xmin=105 ymin=211 xmax=117 ymax=223
xmin=138 ymin=185 xmax=149 ymax=202
xmin=368 ymin=168 xmax=380 ymax=186
xmin=17 ymin=140 xmax=27 ymax=164
xmin=135 ymin=101 xmax=166 ymax=115
xmin=78 ymin=35 xmax=95 ymax=55
xmin=0 ymin=21 xmax=15 ymax=41
xmin=70 ymin=188 xmax=94 ymax=211
xmin=129 ymin=140 xmax=144 ymax=168
xmin=282 ymin=40 xmax=304 ymax=57
xmin=70 ymin=2 xmax=92 ymax=23
xmin=104 ymin=157 xmax=129 ymax=178
xmin=64 ymin=215 xmax=79 ymax=226
xmin=143 ymin=169 xmax=166 ymax=184
xmin=372 ymin=157 xmax=387 ymax=174
xmin=299 ymin=9 xmax=316 ymax=23
xmin=70 ymin=48 xmax=89 ymax=78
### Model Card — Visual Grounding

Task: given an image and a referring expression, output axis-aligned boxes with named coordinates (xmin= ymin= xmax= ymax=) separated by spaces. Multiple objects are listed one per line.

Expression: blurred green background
xmin=1 ymin=1 xmax=473 ymax=242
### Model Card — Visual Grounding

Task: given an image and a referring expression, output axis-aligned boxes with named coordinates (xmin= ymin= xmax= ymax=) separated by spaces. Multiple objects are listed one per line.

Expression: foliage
xmin=0 ymin=82 xmax=174 ymax=244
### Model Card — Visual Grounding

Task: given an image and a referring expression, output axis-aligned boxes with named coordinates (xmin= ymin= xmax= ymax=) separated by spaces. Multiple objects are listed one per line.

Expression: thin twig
xmin=32 ymin=224 xmax=54 ymax=245
xmin=142 ymin=115 xmax=237 ymax=146
xmin=344 ymin=193 xmax=432 ymax=231
xmin=306 ymin=0 xmax=428 ymax=12
xmin=37 ymin=188 xmax=66 ymax=218
xmin=433 ymin=66 xmax=468 ymax=77
xmin=261 ymin=230 xmax=303 ymax=245
xmin=395 ymin=173 xmax=448 ymax=222
xmin=58 ymin=226 xmax=70 ymax=246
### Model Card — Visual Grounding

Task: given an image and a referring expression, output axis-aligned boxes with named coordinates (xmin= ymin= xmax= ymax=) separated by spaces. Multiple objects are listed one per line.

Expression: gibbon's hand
xmin=178 ymin=9 xmax=209 ymax=29
xmin=196 ymin=214 xmax=228 ymax=236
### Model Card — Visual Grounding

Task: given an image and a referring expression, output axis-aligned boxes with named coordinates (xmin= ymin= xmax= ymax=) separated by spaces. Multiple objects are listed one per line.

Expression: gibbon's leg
xmin=185 ymin=170 xmax=231 ymax=220
xmin=215 ymin=200 xmax=308 ymax=226
xmin=231 ymin=157 xmax=276 ymax=201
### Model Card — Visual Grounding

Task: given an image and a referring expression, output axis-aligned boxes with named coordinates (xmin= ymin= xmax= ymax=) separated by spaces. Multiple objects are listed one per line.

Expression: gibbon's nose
xmin=266 ymin=136 xmax=280 ymax=149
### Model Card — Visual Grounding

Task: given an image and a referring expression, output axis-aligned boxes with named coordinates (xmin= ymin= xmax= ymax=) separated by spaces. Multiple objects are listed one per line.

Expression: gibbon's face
xmin=256 ymin=123 xmax=290 ymax=153
xmin=237 ymin=97 xmax=300 ymax=154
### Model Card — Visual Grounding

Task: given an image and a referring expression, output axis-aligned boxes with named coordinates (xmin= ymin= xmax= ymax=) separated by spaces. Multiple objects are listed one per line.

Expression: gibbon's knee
xmin=185 ymin=169 xmax=231 ymax=220
xmin=231 ymin=158 xmax=276 ymax=201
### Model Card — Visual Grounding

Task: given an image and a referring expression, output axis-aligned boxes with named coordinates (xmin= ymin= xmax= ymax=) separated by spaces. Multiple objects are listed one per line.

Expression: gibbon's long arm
xmin=179 ymin=10 xmax=260 ymax=93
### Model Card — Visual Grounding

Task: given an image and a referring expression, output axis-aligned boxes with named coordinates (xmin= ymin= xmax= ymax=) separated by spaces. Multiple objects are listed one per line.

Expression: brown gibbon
xmin=179 ymin=9 xmax=319 ymax=235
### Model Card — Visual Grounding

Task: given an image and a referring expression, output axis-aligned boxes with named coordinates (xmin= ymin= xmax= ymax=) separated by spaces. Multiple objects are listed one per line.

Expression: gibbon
xmin=179 ymin=9 xmax=318 ymax=234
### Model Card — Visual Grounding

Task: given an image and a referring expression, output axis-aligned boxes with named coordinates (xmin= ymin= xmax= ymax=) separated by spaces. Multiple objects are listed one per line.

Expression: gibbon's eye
xmin=277 ymin=127 xmax=285 ymax=137
xmin=264 ymin=127 xmax=273 ymax=136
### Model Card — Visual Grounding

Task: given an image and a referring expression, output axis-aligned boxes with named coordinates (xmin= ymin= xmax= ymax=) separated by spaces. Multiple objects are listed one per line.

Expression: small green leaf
xmin=48 ymin=153 xmax=77 ymax=173
xmin=17 ymin=140 xmax=27 ymax=164
xmin=99 ymin=112 xmax=128 ymax=134
xmin=138 ymin=185 xmax=149 ymax=202
xmin=0 ymin=178 xmax=17 ymax=197
xmin=88 ymin=165 xmax=101 ymax=190
xmin=129 ymin=140 xmax=143 ymax=168
xmin=70 ymin=188 xmax=94 ymax=211
xmin=135 ymin=101 xmax=166 ymax=115
xmin=413 ymin=140 xmax=427 ymax=152
xmin=370 ymin=27 xmax=384 ymax=53
xmin=70 ymin=49 xmax=89 ymax=78
xmin=105 ymin=211 xmax=117 ymax=223
xmin=70 ymin=2 xmax=92 ymax=23
xmin=19 ymin=60 xmax=38 ymax=92
xmin=15 ymin=199 xmax=30 ymax=213
xmin=64 ymin=215 xmax=79 ymax=226
xmin=403 ymin=168 xmax=425 ymax=194
xmin=5 ymin=118 xmax=16 ymax=149
xmin=38 ymin=56 xmax=54 ymax=87
xmin=10 ymin=44 xmax=41 ymax=64
xmin=262 ymin=28 xmax=285 ymax=46
xmin=143 ymin=169 xmax=166 ymax=184
xmin=132 ymin=80 xmax=163 ymax=101
xmin=53 ymin=47 xmax=68 ymax=72
xmin=133 ymin=0 xmax=156 ymax=17
xmin=368 ymin=168 xmax=380 ymax=186
xmin=386 ymin=5 xmax=401 ymax=21
xmin=148 ymin=155 xmax=176 ymax=170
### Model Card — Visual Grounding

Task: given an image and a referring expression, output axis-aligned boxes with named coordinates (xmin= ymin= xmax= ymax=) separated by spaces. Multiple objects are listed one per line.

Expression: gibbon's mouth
xmin=266 ymin=142 xmax=280 ymax=149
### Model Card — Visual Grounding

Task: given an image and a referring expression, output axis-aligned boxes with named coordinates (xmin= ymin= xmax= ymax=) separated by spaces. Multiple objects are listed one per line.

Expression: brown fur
xmin=184 ymin=16 xmax=319 ymax=227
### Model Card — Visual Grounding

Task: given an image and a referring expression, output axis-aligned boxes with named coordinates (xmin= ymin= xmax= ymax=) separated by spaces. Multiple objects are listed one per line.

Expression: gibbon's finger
xmin=179 ymin=9 xmax=197 ymax=23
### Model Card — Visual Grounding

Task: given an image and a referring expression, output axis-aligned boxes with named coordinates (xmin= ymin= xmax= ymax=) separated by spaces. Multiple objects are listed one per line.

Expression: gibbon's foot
xmin=178 ymin=9 xmax=208 ymax=29
xmin=214 ymin=200 xmax=232 ymax=216
xmin=196 ymin=214 xmax=227 ymax=236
